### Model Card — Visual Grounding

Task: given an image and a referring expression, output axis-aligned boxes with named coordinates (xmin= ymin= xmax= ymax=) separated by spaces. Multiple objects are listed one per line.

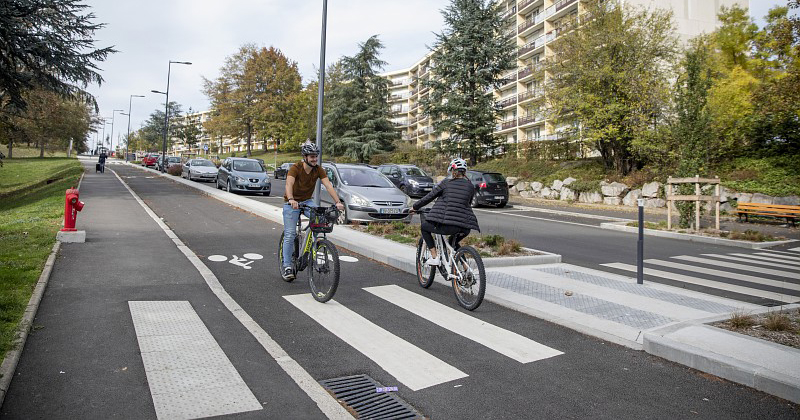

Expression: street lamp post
xmin=124 ymin=95 xmax=145 ymax=161
xmin=101 ymin=119 xmax=110 ymax=151
xmin=154 ymin=60 xmax=192 ymax=172
xmin=314 ymin=0 xmax=328 ymax=206
xmin=110 ymin=109 xmax=124 ymax=158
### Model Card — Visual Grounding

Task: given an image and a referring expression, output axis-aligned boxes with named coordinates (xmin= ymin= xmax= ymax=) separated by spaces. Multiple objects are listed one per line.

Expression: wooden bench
xmin=736 ymin=202 xmax=800 ymax=226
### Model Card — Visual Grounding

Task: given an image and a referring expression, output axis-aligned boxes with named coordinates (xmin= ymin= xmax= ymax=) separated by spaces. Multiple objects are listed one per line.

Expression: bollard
xmin=61 ymin=188 xmax=85 ymax=232
xmin=637 ymin=198 xmax=645 ymax=284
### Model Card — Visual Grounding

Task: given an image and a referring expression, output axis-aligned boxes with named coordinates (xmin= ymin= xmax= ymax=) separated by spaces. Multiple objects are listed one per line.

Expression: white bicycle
xmin=413 ymin=209 xmax=486 ymax=311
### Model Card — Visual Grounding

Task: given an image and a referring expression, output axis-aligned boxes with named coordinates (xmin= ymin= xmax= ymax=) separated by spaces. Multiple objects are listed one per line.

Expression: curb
xmin=124 ymin=162 xmax=563 ymax=273
xmin=599 ymin=221 xmax=797 ymax=249
xmin=0 ymin=241 xmax=61 ymax=408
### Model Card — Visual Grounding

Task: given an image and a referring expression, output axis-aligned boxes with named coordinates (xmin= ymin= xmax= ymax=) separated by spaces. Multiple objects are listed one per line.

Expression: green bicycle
xmin=279 ymin=204 xmax=341 ymax=303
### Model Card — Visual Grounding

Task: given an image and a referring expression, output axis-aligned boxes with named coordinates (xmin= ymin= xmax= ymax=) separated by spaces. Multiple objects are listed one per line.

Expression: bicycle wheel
xmin=451 ymin=246 xmax=486 ymax=311
xmin=415 ymin=238 xmax=435 ymax=288
xmin=278 ymin=232 xmax=298 ymax=283
xmin=309 ymin=238 xmax=340 ymax=303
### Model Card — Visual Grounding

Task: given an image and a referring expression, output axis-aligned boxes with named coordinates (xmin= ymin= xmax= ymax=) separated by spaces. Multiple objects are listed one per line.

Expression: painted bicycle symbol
xmin=207 ymin=253 xmax=264 ymax=270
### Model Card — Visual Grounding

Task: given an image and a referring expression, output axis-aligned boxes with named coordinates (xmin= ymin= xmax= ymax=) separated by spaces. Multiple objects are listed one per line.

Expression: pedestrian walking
xmin=97 ymin=151 xmax=107 ymax=173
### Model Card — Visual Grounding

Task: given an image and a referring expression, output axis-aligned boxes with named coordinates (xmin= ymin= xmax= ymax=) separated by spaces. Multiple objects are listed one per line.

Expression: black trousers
xmin=420 ymin=220 xmax=470 ymax=251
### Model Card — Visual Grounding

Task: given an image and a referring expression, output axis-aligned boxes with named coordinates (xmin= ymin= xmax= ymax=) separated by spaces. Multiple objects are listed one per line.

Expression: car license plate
xmin=422 ymin=187 xmax=431 ymax=191
xmin=249 ymin=184 xmax=260 ymax=188
xmin=495 ymin=196 xmax=504 ymax=200
xmin=380 ymin=208 xmax=400 ymax=214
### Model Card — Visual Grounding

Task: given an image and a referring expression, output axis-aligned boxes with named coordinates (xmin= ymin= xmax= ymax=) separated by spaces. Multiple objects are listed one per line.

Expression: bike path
xmin=0 ymin=160 xmax=332 ymax=419
xmin=104 ymin=164 xmax=798 ymax=419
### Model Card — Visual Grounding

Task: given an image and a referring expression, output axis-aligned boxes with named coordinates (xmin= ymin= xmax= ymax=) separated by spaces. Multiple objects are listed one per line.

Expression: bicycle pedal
xmin=447 ymin=274 xmax=458 ymax=280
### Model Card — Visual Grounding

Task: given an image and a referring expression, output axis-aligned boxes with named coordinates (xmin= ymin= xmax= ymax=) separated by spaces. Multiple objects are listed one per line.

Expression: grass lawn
xmin=215 ymin=149 xmax=302 ymax=167
xmin=0 ymin=157 xmax=82 ymax=196
xmin=0 ymin=159 xmax=82 ymax=358
xmin=3 ymin=145 xmax=69 ymax=158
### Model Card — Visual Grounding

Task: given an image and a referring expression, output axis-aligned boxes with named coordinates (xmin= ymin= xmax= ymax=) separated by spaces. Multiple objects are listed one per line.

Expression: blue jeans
xmin=282 ymin=199 xmax=315 ymax=268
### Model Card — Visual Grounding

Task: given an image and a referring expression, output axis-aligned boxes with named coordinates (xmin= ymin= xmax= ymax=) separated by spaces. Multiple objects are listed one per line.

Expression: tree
xmin=178 ymin=107 xmax=202 ymax=151
xmin=135 ymin=102 xmax=183 ymax=152
xmin=546 ymin=0 xmax=677 ymax=175
xmin=714 ymin=5 xmax=758 ymax=71
xmin=283 ymin=81 xmax=319 ymax=153
xmin=203 ymin=45 xmax=302 ymax=157
xmin=422 ymin=0 xmax=515 ymax=164
xmin=323 ymin=36 xmax=398 ymax=163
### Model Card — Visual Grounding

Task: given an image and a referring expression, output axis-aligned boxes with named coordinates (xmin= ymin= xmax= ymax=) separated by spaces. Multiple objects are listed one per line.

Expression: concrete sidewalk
xmin=132 ymin=161 xmax=800 ymax=405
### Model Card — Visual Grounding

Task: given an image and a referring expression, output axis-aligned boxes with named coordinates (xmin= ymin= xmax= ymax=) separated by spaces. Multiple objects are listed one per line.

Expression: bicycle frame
xmin=431 ymin=230 xmax=471 ymax=280
xmin=292 ymin=206 xmax=326 ymax=271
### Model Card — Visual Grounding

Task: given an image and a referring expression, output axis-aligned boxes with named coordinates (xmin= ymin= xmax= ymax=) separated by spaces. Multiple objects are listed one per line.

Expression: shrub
xmin=764 ymin=311 xmax=792 ymax=331
xmin=728 ymin=310 xmax=755 ymax=329
xmin=167 ymin=165 xmax=182 ymax=176
xmin=570 ymin=179 xmax=601 ymax=194
xmin=482 ymin=234 xmax=504 ymax=247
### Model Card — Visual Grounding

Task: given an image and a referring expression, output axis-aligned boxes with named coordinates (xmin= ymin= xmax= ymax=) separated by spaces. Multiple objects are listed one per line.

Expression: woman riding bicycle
xmin=282 ymin=142 xmax=344 ymax=280
xmin=410 ymin=158 xmax=480 ymax=266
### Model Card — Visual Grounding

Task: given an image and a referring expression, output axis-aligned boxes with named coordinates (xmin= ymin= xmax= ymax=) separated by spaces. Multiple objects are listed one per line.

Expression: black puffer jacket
xmin=412 ymin=177 xmax=480 ymax=232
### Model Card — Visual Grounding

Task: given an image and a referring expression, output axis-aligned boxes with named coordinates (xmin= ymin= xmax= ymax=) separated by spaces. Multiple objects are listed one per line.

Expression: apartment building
xmin=168 ymin=110 xmax=274 ymax=156
xmin=383 ymin=0 xmax=748 ymax=151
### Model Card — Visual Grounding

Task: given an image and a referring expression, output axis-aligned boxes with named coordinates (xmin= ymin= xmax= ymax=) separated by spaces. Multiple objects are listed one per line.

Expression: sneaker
xmin=282 ymin=266 xmax=295 ymax=280
xmin=425 ymin=257 xmax=440 ymax=266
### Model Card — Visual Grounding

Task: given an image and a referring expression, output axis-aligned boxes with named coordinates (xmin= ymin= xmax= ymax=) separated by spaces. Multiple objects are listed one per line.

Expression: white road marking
xmin=788 ymin=247 xmax=800 ymax=253
xmin=602 ymin=263 xmax=800 ymax=303
xmin=474 ymin=210 xmax=605 ymax=229
xmin=672 ymin=256 xmax=799 ymax=279
xmin=645 ymin=259 xmax=800 ymax=291
xmin=726 ymin=253 xmax=800 ymax=267
xmin=243 ymin=253 xmax=263 ymax=260
xmin=339 ymin=256 xmax=359 ymax=262
xmin=484 ymin=205 xmax=630 ymax=222
xmin=112 ymin=169 xmax=353 ymax=419
xmin=129 ymin=301 xmax=262 ymax=419
xmin=283 ymin=294 xmax=468 ymax=391
xmin=208 ymin=255 xmax=228 ymax=262
xmin=755 ymin=251 xmax=800 ymax=262
xmin=228 ymin=255 xmax=253 ymax=269
xmin=364 ymin=285 xmax=563 ymax=363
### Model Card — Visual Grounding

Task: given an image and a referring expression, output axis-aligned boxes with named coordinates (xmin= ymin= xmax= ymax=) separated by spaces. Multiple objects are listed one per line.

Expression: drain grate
xmin=319 ymin=374 xmax=424 ymax=419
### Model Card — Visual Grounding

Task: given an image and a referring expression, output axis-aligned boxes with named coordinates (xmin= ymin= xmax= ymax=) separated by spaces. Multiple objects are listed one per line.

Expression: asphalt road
xmin=101 ymin=164 xmax=798 ymax=419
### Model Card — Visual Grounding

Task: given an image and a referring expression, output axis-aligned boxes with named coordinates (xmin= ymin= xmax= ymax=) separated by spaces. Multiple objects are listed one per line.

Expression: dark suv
xmin=377 ymin=164 xmax=435 ymax=197
xmin=466 ymin=170 xmax=509 ymax=208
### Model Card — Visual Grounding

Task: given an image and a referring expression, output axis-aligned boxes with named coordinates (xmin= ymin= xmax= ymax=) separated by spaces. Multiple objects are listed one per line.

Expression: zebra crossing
xmin=284 ymin=285 xmax=564 ymax=391
xmin=601 ymin=248 xmax=800 ymax=304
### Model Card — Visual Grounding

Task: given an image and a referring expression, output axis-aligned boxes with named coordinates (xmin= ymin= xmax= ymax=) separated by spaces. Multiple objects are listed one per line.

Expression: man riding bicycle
xmin=282 ymin=142 xmax=344 ymax=280
xmin=410 ymin=158 xmax=480 ymax=266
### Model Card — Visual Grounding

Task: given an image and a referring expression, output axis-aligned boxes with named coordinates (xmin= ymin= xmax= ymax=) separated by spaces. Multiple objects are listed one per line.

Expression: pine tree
xmin=422 ymin=0 xmax=515 ymax=165
xmin=324 ymin=35 xmax=398 ymax=163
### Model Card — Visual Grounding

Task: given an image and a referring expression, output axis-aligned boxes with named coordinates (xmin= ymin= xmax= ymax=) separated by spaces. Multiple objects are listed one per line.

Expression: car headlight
xmin=408 ymin=179 xmax=419 ymax=186
xmin=235 ymin=176 xmax=247 ymax=183
xmin=350 ymin=195 xmax=371 ymax=207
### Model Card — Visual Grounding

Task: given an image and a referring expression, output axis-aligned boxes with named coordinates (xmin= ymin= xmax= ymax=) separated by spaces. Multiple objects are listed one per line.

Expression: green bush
xmin=720 ymin=156 xmax=800 ymax=196
xmin=569 ymin=179 xmax=601 ymax=193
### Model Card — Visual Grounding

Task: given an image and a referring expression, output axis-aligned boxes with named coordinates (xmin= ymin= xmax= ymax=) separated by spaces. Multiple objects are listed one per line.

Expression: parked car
xmin=466 ymin=170 xmax=509 ymax=208
xmin=377 ymin=164 xmax=435 ymax=197
xmin=157 ymin=156 xmax=181 ymax=172
xmin=320 ymin=163 xmax=411 ymax=224
xmin=216 ymin=157 xmax=271 ymax=195
xmin=274 ymin=162 xmax=292 ymax=179
xmin=182 ymin=158 xmax=219 ymax=182
xmin=142 ymin=153 xmax=159 ymax=167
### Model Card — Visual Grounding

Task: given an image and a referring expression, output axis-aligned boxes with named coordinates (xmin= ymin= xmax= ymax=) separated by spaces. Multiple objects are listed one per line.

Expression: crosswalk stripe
xmin=729 ymin=253 xmax=800 ymax=267
xmin=283 ymin=294 xmax=467 ymax=391
xmin=755 ymin=251 xmax=800 ymax=262
xmin=602 ymin=263 xmax=800 ymax=303
xmin=364 ymin=285 xmax=563 ymax=363
xmin=672 ymin=256 xmax=800 ymax=279
xmin=647 ymin=259 xmax=800 ymax=291
xmin=788 ymin=247 xmax=800 ymax=253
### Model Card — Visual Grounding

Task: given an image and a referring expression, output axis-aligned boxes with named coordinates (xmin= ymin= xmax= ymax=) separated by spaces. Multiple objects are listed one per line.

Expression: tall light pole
xmin=314 ymin=0 xmax=328 ymax=206
xmin=154 ymin=60 xmax=192 ymax=172
xmin=109 ymin=109 xmax=124 ymax=157
xmin=101 ymin=119 xmax=111 ymax=151
xmin=124 ymin=95 xmax=145 ymax=161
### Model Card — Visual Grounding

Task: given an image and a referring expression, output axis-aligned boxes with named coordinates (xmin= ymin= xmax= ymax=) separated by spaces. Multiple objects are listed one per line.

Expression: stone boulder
xmin=622 ymin=189 xmax=642 ymax=206
xmin=520 ymin=190 xmax=535 ymax=198
xmin=774 ymin=196 xmax=800 ymax=206
xmin=560 ymin=187 xmax=576 ymax=201
xmin=601 ymin=182 xmax=629 ymax=197
xmin=552 ymin=179 xmax=563 ymax=191
xmin=563 ymin=177 xmax=576 ymax=186
xmin=644 ymin=198 xmax=666 ymax=208
xmin=506 ymin=177 xmax=519 ymax=187
xmin=579 ymin=191 xmax=603 ymax=204
xmin=509 ymin=186 xmax=519 ymax=195
xmin=750 ymin=193 xmax=774 ymax=204
xmin=516 ymin=181 xmax=530 ymax=192
xmin=641 ymin=182 xmax=660 ymax=198
xmin=603 ymin=196 xmax=621 ymax=206
xmin=732 ymin=192 xmax=752 ymax=203
xmin=540 ymin=187 xmax=552 ymax=199
xmin=530 ymin=182 xmax=542 ymax=192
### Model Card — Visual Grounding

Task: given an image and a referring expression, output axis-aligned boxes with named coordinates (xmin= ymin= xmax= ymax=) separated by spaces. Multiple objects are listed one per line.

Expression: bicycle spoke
xmin=309 ymin=239 xmax=340 ymax=303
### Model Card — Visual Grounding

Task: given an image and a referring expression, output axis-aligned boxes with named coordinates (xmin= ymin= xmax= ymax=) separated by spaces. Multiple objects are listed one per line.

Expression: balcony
xmin=555 ymin=0 xmax=578 ymax=13
xmin=518 ymin=0 xmax=540 ymax=13
xmin=517 ymin=65 xmax=532 ymax=80
xmin=517 ymin=89 xmax=541 ymax=103
xmin=517 ymin=35 xmax=543 ymax=58
xmin=501 ymin=119 xmax=517 ymax=130
xmin=518 ymin=113 xmax=543 ymax=126
xmin=497 ymin=96 xmax=517 ymax=108
xmin=517 ymin=13 xmax=543 ymax=35
xmin=501 ymin=6 xmax=517 ymax=20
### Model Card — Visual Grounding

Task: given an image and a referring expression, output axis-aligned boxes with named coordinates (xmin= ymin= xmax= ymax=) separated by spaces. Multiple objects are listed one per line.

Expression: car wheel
xmin=470 ymin=195 xmax=479 ymax=208
xmin=337 ymin=206 xmax=349 ymax=225
xmin=227 ymin=179 xmax=234 ymax=193
xmin=263 ymin=191 xmax=270 ymax=196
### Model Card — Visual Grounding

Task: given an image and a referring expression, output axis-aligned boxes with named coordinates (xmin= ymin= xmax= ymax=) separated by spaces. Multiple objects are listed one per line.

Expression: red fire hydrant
xmin=61 ymin=188 xmax=85 ymax=232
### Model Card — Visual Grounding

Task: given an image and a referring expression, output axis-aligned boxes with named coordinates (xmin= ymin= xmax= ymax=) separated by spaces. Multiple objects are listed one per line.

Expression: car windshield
xmin=233 ymin=160 xmax=264 ymax=172
xmin=168 ymin=157 xmax=180 ymax=163
xmin=483 ymin=173 xmax=505 ymax=183
xmin=338 ymin=168 xmax=394 ymax=187
xmin=191 ymin=160 xmax=215 ymax=167
xmin=402 ymin=167 xmax=427 ymax=177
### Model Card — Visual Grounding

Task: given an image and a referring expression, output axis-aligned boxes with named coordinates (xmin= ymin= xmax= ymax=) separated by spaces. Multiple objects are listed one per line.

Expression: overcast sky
xmin=84 ymin=0 xmax=786 ymax=148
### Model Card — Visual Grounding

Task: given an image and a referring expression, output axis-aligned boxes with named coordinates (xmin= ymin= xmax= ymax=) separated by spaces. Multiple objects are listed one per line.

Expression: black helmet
xmin=301 ymin=142 xmax=319 ymax=156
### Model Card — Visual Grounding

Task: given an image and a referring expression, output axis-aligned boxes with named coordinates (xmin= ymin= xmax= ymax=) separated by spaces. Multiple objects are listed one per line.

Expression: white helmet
xmin=448 ymin=157 xmax=467 ymax=173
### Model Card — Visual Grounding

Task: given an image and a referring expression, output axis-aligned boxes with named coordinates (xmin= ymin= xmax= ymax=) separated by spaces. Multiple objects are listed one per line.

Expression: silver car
xmin=216 ymin=157 xmax=271 ymax=196
xmin=182 ymin=158 xmax=219 ymax=182
xmin=321 ymin=163 xmax=412 ymax=224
